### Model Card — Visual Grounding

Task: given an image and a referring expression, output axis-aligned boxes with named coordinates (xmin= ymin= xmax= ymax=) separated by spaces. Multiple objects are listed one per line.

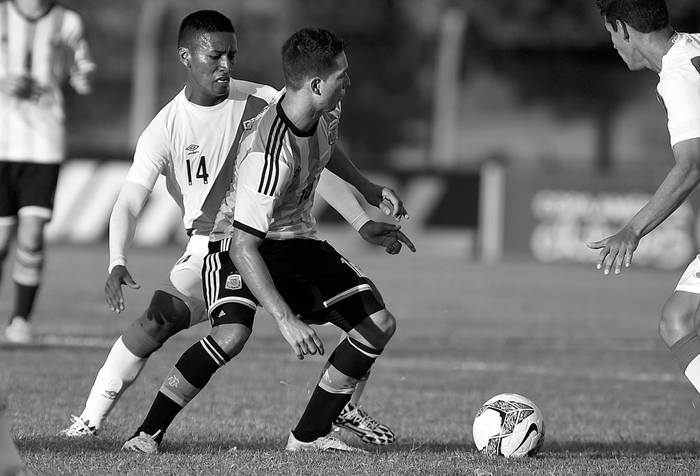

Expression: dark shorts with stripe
xmin=202 ymin=238 xmax=384 ymax=331
xmin=0 ymin=161 xmax=60 ymax=217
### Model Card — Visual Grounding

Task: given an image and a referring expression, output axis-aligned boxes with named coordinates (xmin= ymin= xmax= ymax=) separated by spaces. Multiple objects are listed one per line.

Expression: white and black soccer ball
xmin=472 ymin=393 xmax=545 ymax=458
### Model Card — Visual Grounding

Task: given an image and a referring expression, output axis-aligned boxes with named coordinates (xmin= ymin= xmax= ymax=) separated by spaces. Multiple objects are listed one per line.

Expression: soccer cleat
xmin=5 ymin=317 xmax=31 ymax=344
xmin=334 ymin=403 xmax=395 ymax=445
xmin=60 ymin=415 xmax=97 ymax=437
xmin=121 ymin=430 xmax=161 ymax=454
xmin=285 ymin=431 xmax=366 ymax=453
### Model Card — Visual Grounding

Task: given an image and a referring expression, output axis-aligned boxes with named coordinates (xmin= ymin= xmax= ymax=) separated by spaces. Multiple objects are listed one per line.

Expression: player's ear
xmin=617 ymin=20 xmax=630 ymax=41
xmin=178 ymin=47 xmax=191 ymax=68
xmin=310 ymin=77 xmax=322 ymax=96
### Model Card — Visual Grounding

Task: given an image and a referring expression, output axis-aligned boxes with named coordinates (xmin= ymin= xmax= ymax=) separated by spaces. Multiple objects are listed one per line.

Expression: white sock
xmin=79 ymin=337 xmax=146 ymax=428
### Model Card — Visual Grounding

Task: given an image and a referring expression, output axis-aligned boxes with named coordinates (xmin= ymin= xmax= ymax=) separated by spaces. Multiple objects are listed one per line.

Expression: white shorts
xmin=675 ymin=255 xmax=700 ymax=294
xmin=156 ymin=235 xmax=208 ymax=326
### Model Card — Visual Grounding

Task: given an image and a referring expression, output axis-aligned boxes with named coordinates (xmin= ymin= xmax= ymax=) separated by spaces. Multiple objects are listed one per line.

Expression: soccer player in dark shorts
xmin=122 ymin=26 xmax=414 ymax=453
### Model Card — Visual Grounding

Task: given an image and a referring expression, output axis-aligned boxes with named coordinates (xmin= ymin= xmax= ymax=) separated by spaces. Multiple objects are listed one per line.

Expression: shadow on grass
xmin=541 ymin=440 xmax=699 ymax=458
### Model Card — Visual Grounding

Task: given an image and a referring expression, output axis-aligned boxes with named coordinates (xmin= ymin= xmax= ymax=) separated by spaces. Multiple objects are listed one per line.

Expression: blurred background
xmin=50 ymin=0 xmax=700 ymax=269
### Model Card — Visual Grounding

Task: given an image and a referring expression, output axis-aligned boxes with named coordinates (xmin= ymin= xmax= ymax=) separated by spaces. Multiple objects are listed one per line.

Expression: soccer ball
xmin=472 ymin=393 xmax=545 ymax=458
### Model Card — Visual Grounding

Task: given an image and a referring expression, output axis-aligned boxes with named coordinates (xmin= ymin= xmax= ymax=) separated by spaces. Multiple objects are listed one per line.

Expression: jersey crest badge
xmin=225 ymin=274 xmax=242 ymax=290
xmin=327 ymin=119 xmax=339 ymax=145
xmin=186 ymin=144 xmax=199 ymax=155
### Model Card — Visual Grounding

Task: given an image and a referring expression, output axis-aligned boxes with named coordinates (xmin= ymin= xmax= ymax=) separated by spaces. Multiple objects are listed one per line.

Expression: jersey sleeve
xmin=233 ymin=138 xmax=293 ymax=238
xmin=125 ymin=117 xmax=170 ymax=191
xmin=659 ymin=68 xmax=700 ymax=147
xmin=61 ymin=10 xmax=96 ymax=95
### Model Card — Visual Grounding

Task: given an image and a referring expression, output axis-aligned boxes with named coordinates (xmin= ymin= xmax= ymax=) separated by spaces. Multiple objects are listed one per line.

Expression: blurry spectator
xmin=0 ymin=0 xmax=95 ymax=343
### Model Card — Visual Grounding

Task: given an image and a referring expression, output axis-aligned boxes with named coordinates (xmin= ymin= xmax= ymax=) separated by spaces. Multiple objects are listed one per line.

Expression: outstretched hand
xmin=275 ymin=315 xmax=324 ymax=360
xmin=359 ymin=220 xmax=416 ymax=254
xmin=586 ymin=227 xmax=640 ymax=276
xmin=104 ymin=265 xmax=141 ymax=313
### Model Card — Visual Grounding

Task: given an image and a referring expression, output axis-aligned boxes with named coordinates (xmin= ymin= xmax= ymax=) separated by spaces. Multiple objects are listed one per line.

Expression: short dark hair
xmin=281 ymin=28 xmax=346 ymax=91
xmin=178 ymin=10 xmax=235 ymax=47
xmin=596 ymin=0 xmax=669 ymax=33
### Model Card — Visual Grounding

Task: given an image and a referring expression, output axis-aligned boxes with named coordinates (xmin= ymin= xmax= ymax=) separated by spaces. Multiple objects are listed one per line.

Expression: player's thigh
xmin=669 ymin=257 xmax=700 ymax=328
xmin=158 ymin=250 xmax=207 ymax=327
xmin=201 ymin=248 xmax=257 ymax=329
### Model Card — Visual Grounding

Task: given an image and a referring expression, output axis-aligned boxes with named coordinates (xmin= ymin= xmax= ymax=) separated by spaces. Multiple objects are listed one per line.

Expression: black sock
xmin=12 ymin=282 xmax=39 ymax=322
xmin=292 ymin=387 xmax=352 ymax=442
xmin=135 ymin=392 xmax=183 ymax=443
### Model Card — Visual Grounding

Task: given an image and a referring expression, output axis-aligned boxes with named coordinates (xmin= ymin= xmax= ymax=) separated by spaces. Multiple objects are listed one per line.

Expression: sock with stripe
xmin=293 ymin=338 xmax=381 ymax=442
xmin=11 ymin=247 xmax=44 ymax=322
xmin=670 ymin=331 xmax=700 ymax=394
xmin=136 ymin=336 xmax=230 ymax=440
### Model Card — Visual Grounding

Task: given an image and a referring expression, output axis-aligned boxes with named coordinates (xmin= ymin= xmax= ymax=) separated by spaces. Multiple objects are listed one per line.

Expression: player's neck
xmin=279 ymin=92 xmax=321 ymax=133
xmin=645 ymin=26 xmax=677 ymax=73
xmin=184 ymin=84 xmax=227 ymax=107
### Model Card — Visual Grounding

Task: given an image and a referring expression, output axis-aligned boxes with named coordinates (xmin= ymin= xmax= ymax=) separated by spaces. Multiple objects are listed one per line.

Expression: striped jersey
xmin=0 ymin=0 xmax=95 ymax=163
xmin=658 ymin=33 xmax=700 ymax=147
xmin=211 ymin=95 xmax=341 ymax=241
xmin=125 ymin=79 xmax=279 ymax=236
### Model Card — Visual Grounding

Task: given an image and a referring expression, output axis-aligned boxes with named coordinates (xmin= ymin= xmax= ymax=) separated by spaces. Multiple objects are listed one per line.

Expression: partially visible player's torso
xmin=0 ymin=0 xmax=93 ymax=162
xmin=126 ymin=79 xmax=277 ymax=235
xmin=657 ymin=32 xmax=700 ymax=147
xmin=213 ymin=96 xmax=340 ymax=241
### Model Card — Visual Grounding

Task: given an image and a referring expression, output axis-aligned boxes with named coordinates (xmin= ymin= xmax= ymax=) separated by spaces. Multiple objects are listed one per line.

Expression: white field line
xmin=9 ymin=334 xmax=687 ymax=385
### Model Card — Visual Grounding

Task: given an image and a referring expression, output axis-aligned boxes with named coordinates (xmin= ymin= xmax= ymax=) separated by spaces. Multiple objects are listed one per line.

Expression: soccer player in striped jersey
xmin=589 ymin=0 xmax=700 ymax=409
xmin=62 ymin=11 xmax=410 ymax=444
xmin=0 ymin=0 xmax=95 ymax=343
xmin=123 ymin=27 xmax=411 ymax=454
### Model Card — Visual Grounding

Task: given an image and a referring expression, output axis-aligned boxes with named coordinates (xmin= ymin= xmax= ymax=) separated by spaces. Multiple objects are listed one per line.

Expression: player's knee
xmin=143 ymin=291 xmax=191 ymax=342
xmin=210 ymin=324 xmax=251 ymax=359
xmin=369 ymin=309 xmax=396 ymax=348
xmin=659 ymin=300 xmax=695 ymax=345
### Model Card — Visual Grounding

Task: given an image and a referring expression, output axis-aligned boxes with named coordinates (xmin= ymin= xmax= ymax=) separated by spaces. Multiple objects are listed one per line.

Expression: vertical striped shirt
xmin=212 ymin=95 xmax=341 ymax=241
xmin=0 ymin=0 xmax=95 ymax=162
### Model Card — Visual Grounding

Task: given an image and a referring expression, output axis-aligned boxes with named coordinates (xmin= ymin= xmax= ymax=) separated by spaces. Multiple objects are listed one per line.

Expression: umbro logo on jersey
xmin=225 ymin=274 xmax=242 ymax=290
xmin=186 ymin=144 xmax=199 ymax=155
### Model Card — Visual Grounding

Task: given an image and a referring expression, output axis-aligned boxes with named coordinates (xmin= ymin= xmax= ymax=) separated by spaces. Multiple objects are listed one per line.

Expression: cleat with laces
xmin=285 ymin=431 xmax=367 ymax=452
xmin=334 ymin=403 xmax=395 ymax=445
xmin=60 ymin=415 xmax=97 ymax=437
xmin=121 ymin=430 xmax=162 ymax=454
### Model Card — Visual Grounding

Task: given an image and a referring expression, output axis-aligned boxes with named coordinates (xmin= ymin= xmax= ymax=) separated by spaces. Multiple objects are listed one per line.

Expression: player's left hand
xmin=586 ymin=226 xmax=640 ymax=276
xmin=363 ymin=184 xmax=409 ymax=221
xmin=358 ymin=221 xmax=416 ymax=254
xmin=104 ymin=265 xmax=141 ymax=313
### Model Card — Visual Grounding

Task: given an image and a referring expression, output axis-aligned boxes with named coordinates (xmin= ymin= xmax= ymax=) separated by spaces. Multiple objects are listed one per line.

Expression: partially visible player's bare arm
xmin=326 ymin=146 xmax=409 ymax=220
xmin=229 ymin=229 xmax=324 ymax=360
xmin=587 ymin=138 xmax=700 ymax=275
xmin=104 ymin=181 xmax=150 ymax=313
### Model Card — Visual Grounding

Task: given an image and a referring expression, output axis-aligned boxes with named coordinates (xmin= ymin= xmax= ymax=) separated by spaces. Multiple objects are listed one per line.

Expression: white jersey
xmin=0 ymin=0 xmax=94 ymax=163
xmin=125 ymin=79 xmax=278 ymax=236
xmin=212 ymin=96 xmax=340 ymax=241
xmin=657 ymin=32 xmax=700 ymax=147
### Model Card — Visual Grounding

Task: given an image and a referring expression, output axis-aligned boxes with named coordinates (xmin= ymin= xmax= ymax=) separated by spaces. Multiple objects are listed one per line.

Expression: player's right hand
xmin=104 ymin=265 xmax=140 ymax=313
xmin=275 ymin=315 xmax=324 ymax=360
xmin=586 ymin=226 xmax=640 ymax=276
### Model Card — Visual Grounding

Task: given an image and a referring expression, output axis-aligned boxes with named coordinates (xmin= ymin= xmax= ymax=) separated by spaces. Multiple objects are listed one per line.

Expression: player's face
xmin=604 ymin=20 xmax=645 ymax=71
xmin=184 ymin=31 xmax=237 ymax=105
xmin=318 ymin=52 xmax=351 ymax=111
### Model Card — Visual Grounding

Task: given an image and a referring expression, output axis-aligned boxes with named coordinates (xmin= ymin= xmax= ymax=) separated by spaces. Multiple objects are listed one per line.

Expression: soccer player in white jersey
xmin=122 ymin=27 xmax=410 ymax=454
xmin=588 ymin=0 xmax=700 ymax=404
xmin=0 ymin=0 xmax=94 ymax=343
xmin=62 ymin=11 xmax=412 ymax=444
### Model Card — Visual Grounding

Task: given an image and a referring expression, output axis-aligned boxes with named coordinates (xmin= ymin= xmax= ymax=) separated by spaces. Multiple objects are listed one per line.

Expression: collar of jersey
xmin=276 ymin=95 xmax=318 ymax=137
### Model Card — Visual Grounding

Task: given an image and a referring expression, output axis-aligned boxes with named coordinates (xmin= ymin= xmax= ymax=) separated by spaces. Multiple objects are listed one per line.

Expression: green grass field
xmin=1 ymin=233 xmax=699 ymax=475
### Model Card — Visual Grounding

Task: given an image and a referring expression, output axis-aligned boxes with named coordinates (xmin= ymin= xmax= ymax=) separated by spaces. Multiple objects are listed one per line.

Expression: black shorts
xmin=0 ymin=161 xmax=60 ymax=218
xmin=203 ymin=238 xmax=384 ymax=331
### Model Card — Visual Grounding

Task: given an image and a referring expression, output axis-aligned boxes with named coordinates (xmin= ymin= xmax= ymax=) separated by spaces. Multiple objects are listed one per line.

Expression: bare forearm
xmin=230 ymin=247 xmax=295 ymax=321
xmin=628 ymin=161 xmax=700 ymax=238
xmin=327 ymin=147 xmax=374 ymax=196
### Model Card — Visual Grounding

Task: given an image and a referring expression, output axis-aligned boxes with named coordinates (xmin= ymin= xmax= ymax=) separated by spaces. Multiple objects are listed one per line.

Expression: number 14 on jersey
xmin=186 ymin=156 xmax=209 ymax=185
